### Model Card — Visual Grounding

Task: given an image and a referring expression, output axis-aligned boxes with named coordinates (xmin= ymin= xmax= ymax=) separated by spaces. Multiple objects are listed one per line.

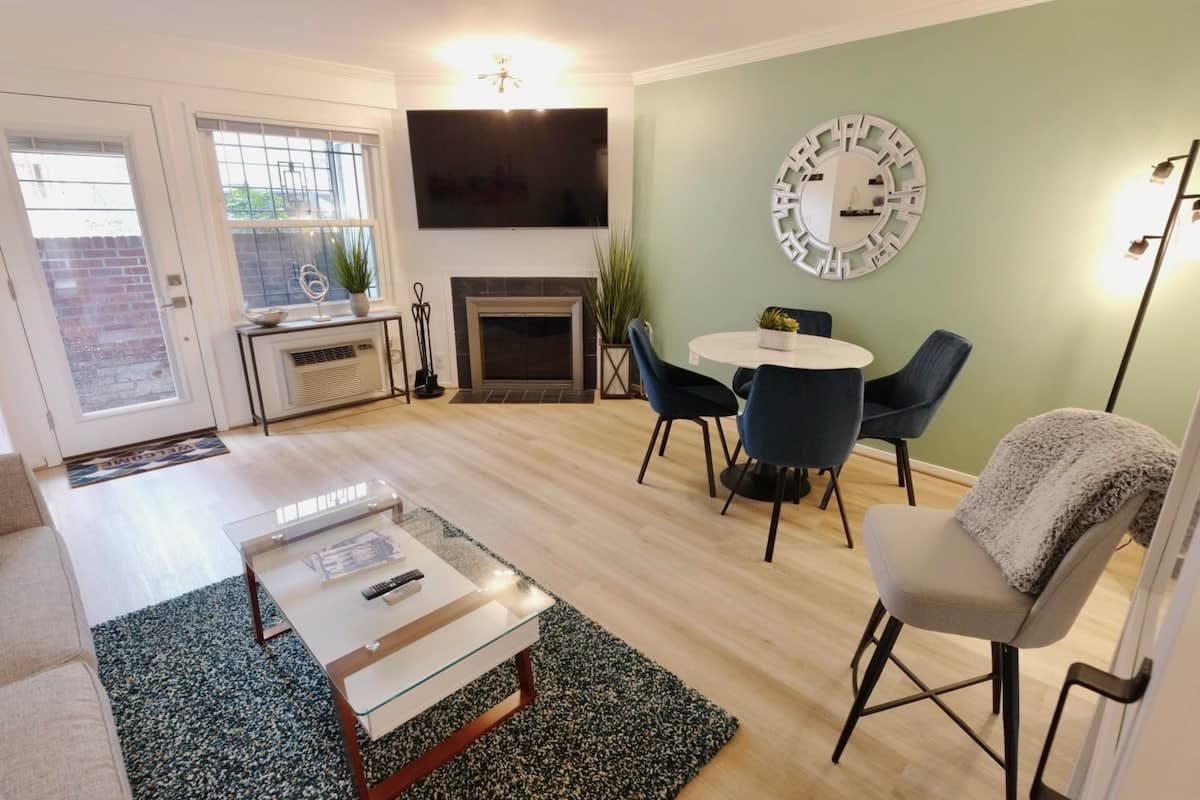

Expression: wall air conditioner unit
xmin=282 ymin=340 xmax=383 ymax=410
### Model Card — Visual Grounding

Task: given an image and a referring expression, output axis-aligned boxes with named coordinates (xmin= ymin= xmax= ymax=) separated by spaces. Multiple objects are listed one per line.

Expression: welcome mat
xmin=66 ymin=431 xmax=228 ymax=488
xmin=92 ymin=510 xmax=738 ymax=799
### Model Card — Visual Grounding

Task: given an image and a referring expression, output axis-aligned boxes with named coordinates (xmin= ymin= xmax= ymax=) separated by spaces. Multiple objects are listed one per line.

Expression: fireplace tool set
xmin=410 ymin=282 xmax=444 ymax=398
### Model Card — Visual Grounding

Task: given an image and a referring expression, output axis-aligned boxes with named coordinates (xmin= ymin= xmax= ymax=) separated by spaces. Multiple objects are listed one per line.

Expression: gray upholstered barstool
xmin=832 ymin=494 xmax=1145 ymax=800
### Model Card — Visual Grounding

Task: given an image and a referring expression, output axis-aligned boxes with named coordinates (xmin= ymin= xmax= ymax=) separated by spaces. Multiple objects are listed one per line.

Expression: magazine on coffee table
xmin=304 ymin=530 xmax=402 ymax=583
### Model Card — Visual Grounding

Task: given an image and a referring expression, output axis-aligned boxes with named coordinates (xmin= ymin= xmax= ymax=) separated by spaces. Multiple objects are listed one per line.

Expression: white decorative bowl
xmin=758 ymin=327 xmax=800 ymax=351
xmin=244 ymin=307 xmax=289 ymax=327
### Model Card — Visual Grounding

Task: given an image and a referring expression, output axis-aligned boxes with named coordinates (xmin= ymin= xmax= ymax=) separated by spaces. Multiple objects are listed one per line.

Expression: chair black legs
xmin=638 ymin=415 xmax=729 ymax=498
xmin=991 ymin=642 xmax=1003 ymax=715
xmin=820 ymin=440 xmax=917 ymax=507
xmin=833 ymin=603 xmax=1024 ymax=799
xmin=638 ymin=416 xmax=665 ymax=484
xmin=714 ymin=416 xmax=732 ymax=466
xmin=818 ymin=466 xmax=838 ymax=511
xmin=851 ymin=600 xmax=887 ymax=672
xmin=897 ymin=440 xmax=916 ymax=506
xmin=721 ymin=446 xmax=751 ymax=515
xmin=833 ymin=616 xmax=905 ymax=763
xmin=697 ymin=419 xmax=716 ymax=498
xmin=1000 ymin=645 xmax=1020 ymax=800
xmin=828 ymin=468 xmax=854 ymax=549
xmin=763 ymin=467 xmax=790 ymax=562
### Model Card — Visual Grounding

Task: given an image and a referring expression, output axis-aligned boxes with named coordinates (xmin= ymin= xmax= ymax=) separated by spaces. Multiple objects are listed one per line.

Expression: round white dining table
xmin=687 ymin=331 xmax=873 ymax=370
xmin=686 ymin=330 xmax=874 ymax=502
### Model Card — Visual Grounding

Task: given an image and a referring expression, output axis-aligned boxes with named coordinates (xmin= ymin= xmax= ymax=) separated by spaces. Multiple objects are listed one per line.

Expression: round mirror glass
xmin=798 ymin=152 xmax=887 ymax=248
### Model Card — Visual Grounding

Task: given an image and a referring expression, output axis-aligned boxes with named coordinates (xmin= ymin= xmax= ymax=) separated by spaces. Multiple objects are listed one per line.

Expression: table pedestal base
xmin=720 ymin=463 xmax=811 ymax=501
xmin=335 ymin=649 xmax=537 ymax=800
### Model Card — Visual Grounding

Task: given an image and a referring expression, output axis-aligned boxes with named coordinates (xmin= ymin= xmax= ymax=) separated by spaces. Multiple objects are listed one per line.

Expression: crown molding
xmin=632 ymin=0 xmax=1055 ymax=85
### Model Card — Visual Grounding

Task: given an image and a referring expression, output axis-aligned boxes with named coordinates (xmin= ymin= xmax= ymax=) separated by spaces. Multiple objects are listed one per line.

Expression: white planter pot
xmin=349 ymin=293 xmax=370 ymax=318
xmin=758 ymin=327 xmax=799 ymax=351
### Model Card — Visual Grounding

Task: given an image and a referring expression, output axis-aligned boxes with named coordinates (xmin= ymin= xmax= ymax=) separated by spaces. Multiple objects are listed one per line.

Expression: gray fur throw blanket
xmin=955 ymin=408 xmax=1177 ymax=595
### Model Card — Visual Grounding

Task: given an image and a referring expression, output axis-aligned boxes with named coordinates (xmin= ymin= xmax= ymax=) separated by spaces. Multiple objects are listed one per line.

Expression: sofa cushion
xmin=0 ymin=660 xmax=131 ymax=800
xmin=0 ymin=453 xmax=52 ymax=536
xmin=0 ymin=526 xmax=96 ymax=685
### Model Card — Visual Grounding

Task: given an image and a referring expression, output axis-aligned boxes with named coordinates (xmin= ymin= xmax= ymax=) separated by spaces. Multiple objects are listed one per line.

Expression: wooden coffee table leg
xmin=244 ymin=563 xmax=291 ymax=644
xmin=335 ymin=648 xmax=538 ymax=800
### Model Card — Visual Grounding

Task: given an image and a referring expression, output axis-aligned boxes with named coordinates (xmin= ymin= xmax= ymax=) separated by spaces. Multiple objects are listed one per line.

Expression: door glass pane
xmin=8 ymin=136 xmax=178 ymax=414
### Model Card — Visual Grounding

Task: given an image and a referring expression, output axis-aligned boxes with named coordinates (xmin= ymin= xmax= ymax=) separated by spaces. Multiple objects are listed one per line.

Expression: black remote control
xmin=361 ymin=569 xmax=424 ymax=600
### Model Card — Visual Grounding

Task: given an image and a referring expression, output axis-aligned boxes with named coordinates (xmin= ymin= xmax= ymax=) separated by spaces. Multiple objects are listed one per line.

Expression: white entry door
xmin=0 ymin=93 xmax=213 ymax=458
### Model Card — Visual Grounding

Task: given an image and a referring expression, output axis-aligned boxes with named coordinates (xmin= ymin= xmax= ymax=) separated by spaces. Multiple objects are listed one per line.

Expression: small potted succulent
xmin=332 ymin=233 xmax=374 ymax=317
xmin=757 ymin=307 xmax=800 ymax=351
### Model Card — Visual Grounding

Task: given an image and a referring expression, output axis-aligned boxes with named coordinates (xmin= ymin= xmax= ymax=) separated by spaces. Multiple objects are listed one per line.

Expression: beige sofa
xmin=0 ymin=453 xmax=133 ymax=800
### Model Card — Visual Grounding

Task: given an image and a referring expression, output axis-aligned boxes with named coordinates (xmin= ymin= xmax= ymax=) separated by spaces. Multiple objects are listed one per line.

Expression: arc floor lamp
xmin=1107 ymin=138 xmax=1200 ymax=413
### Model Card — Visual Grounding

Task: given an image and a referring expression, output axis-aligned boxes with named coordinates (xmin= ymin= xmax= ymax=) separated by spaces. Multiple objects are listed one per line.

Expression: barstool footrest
xmin=862 ymin=672 xmax=994 ymax=715
xmin=853 ymin=635 xmax=1005 ymax=768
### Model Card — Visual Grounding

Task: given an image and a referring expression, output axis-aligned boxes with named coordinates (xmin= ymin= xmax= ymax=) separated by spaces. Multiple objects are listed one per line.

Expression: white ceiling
xmin=0 ymin=0 xmax=1045 ymax=79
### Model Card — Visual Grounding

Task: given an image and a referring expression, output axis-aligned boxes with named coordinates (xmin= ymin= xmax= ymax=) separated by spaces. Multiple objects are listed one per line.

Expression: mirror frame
xmin=771 ymin=114 xmax=927 ymax=281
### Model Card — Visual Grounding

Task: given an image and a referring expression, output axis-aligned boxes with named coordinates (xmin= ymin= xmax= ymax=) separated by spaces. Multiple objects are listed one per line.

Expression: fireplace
xmin=466 ymin=296 xmax=584 ymax=390
xmin=450 ymin=277 xmax=598 ymax=393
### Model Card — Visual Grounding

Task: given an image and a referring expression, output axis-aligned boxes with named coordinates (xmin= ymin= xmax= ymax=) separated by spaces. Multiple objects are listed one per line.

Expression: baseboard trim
xmin=854 ymin=443 xmax=976 ymax=487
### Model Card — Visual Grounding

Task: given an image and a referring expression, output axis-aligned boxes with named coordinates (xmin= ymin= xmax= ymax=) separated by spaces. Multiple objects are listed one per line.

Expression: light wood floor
xmin=36 ymin=396 xmax=1146 ymax=799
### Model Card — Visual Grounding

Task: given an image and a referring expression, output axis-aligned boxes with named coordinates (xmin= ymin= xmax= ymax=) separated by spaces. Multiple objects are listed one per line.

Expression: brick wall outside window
xmin=35 ymin=236 xmax=176 ymax=414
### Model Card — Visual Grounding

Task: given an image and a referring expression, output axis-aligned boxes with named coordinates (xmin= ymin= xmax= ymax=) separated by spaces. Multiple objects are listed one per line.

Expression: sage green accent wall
xmin=633 ymin=0 xmax=1200 ymax=475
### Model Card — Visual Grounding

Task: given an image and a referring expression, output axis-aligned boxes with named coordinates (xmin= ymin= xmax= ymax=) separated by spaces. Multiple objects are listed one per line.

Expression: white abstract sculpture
xmin=298 ymin=263 xmax=332 ymax=321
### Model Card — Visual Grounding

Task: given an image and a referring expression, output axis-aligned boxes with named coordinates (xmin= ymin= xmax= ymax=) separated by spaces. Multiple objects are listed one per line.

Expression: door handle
xmin=1030 ymin=657 xmax=1153 ymax=800
xmin=160 ymin=297 xmax=188 ymax=309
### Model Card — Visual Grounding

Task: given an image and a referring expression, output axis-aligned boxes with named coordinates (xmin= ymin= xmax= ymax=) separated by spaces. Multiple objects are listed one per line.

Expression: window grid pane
xmin=232 ymin=226 xmax=379 ymax=309
xmin=217 ymin=132 xmax=367 ymax=223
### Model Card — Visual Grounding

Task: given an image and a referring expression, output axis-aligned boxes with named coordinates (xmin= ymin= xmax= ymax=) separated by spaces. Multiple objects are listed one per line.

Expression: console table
xmin=236 ymin=311 xmax=410 ymax=436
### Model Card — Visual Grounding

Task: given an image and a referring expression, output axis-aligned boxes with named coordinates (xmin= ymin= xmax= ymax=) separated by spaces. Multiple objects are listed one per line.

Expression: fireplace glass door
xmin=480 ymin=316 xmax=573 ymax=383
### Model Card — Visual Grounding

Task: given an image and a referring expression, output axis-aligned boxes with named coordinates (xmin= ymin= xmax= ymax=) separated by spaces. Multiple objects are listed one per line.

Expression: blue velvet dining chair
xmin=732 ymin=307 xmax=833 ymax=399
xmin=819 ymin=329 xmax=972 ymax=509
xmin=628 ymin=320 xmax=738 ymax=497
xmin=722 ymin=365 xmax=864 ymax=560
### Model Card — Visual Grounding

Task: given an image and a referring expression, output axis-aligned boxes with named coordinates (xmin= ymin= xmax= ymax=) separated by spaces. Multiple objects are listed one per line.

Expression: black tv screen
xmin=406 ymin=108 xmax=608 ymax=229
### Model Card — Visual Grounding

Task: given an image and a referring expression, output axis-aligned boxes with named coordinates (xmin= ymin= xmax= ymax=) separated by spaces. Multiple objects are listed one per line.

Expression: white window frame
xmin=195 ymin=117 xmax=392 ymax=313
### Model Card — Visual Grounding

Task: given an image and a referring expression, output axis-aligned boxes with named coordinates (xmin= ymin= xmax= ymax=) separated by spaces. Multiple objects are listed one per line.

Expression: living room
xmin=1 ymin=0 xmax=1199 ymax=798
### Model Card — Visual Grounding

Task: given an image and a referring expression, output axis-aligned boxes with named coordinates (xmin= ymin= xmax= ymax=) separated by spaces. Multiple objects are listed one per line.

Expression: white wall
xmin=390 ymin=78 xmax=634 ymax=385
xmin=0 ymin=17 xmax=402 ymax=465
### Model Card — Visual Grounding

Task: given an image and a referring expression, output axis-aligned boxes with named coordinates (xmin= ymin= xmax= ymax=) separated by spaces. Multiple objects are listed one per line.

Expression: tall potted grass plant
xmin=586 ymin=225 xmax=645 ymax=398
xmin=332 ymin=233 xmax=374 ymax=317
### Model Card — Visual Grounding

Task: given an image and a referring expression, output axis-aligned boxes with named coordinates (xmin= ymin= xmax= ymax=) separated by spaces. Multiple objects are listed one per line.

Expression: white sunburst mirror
xmin=771 ymin=114 xmax=926 ymax=280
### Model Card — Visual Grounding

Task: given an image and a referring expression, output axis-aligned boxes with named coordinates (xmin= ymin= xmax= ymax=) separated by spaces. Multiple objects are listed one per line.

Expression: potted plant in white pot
xmin=757 ymin=307 xmax=800 ymax=350
xmin=586 ymin=225 xmax=645 ymax=398
xmin=332 ymin=234 xmax=374 ymax=318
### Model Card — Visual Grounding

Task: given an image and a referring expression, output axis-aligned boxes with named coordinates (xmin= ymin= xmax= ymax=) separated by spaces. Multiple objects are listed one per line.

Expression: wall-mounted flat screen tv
xmin=406 ymin=108 xmax=608 ymax=229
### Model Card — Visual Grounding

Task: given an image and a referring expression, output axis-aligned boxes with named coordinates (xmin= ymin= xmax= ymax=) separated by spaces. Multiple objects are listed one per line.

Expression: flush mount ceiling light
xmin=478 ymin=55 xmax=521 ymax=94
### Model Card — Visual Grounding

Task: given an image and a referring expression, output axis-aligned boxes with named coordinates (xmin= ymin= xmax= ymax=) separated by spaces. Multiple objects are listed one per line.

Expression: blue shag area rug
xmin=92 ymin=511 xmax=738 ymax=799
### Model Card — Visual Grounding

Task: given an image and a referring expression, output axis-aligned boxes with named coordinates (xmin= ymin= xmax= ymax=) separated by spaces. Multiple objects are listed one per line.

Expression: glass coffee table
xmin=222 ymin=480 xmax=555 ymax=799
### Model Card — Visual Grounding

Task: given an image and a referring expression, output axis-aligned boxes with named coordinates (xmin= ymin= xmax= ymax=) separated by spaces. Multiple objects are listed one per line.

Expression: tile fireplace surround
xmin=450 ymin=277 xmax=598 ymax=391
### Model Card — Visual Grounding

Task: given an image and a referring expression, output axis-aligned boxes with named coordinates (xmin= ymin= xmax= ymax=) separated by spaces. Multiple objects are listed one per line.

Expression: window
xmin=198 ymin=118 xmax=383 ymax=309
